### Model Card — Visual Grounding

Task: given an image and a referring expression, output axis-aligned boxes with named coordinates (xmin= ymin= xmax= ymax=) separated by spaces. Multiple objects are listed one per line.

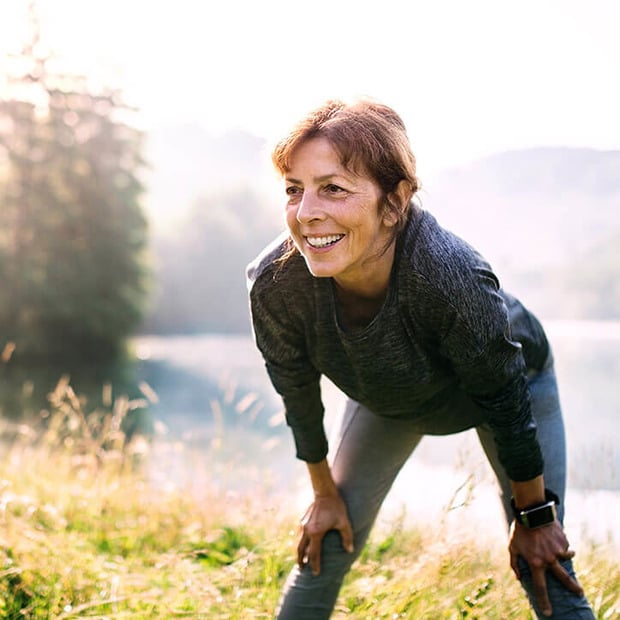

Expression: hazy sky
xmin=1 ymin=0 xmax=619 ymax=179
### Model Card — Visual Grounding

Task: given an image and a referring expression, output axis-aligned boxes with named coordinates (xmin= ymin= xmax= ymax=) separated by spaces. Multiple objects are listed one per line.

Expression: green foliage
xmin=146 ymin=186 xmax=281 ymax=334
xmin=186 ymin=526 xmax=255 ymax=567
xmin=457 ymin=577 xmax=495 ymax=618
xmin=0 ymin=11 xmax=149 ymax=364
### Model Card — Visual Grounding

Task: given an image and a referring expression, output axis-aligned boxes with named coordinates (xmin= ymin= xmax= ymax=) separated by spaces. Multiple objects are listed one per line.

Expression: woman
xmin=247 ymin=98 xmax=594 ymax=619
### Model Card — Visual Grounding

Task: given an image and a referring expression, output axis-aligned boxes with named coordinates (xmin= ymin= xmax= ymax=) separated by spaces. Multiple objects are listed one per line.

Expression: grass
xmin=0 ymin=377 xmax=619 ymax=619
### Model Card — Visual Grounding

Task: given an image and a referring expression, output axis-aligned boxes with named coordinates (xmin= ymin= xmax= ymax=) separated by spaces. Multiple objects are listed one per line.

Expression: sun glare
xmin=1 ymin=0 xmax=619 ymax=177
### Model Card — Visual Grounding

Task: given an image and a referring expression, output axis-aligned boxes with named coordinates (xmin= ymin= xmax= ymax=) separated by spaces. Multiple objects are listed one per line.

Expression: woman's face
xmin=284 ymin=137 xmax=397 ymax=294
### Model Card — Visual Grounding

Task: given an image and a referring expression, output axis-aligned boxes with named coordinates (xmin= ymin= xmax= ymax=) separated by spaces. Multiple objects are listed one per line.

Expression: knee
xmin=322 ymin=529 xmax=360 ymax=565
xmin=517 ymin=558 xmax=594 ymax=619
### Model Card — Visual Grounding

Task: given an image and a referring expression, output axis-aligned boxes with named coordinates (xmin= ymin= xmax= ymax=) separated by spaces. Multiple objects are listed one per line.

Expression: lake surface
xmin=134 ymin=320 xmax=620 ymax=547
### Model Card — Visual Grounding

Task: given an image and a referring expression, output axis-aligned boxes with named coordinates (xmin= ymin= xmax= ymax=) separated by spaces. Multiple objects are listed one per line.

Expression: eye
xmin=285 ymin=186 xmax=302 ymax=197
xmin=324 ymin=184 xmax=346 ymax=195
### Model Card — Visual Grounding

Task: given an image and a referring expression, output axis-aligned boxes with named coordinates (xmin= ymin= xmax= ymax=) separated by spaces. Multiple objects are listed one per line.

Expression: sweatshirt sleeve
xmin=415 ymin=262 xmax=544 ymax=482
xmin=248 ymin=269 xmax=327 ymax=463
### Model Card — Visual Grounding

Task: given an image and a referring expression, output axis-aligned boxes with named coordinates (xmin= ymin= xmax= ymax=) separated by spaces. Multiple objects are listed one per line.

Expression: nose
xmin=296 ymin=190 xmax=324 ymax=223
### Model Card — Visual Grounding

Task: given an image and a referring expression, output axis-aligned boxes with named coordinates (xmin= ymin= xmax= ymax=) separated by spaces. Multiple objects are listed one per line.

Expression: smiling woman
xmin=272 ymin=100 xmax=420 ymax=303
xmin=246 ymin=98 xmax=595 ymax=619
xmin=282 ymin=136 xmax=403 ymax=330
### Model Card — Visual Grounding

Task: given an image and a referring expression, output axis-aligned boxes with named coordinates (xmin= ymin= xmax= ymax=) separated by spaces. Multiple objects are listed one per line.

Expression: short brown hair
xmin=272 ymin=98 xmax=420 ymax=234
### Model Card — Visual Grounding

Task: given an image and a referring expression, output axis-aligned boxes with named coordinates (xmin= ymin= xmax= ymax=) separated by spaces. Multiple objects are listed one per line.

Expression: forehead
xmin=289 ymin=137 xmax=340 ymax=168
xmin=287 ymin=137 xmax=365 ymax=180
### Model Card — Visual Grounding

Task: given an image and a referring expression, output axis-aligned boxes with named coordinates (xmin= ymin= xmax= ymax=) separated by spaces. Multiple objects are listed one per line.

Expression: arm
xmin=297 ymin=459 xmax=354 ymax=575
xmin=249 ymin=272 xmax=328 ymax=463
xmin=511 ymin=475 xmax=546 ymax=507
xmin=248 ymin=262 xmax=352 ymax=574
xmin=415 ymin=263 xmax=582 ymax=615
xmin=449 ymin=314 xmax=584 ymax=614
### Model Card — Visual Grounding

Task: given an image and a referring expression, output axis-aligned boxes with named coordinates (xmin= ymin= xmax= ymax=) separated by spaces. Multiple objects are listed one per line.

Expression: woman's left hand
xmin=508 ymin=520 xmax=584 ymax=617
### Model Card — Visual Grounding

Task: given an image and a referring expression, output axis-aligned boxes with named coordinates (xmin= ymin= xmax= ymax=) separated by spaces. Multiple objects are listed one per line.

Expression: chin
xmin=303 ymin=259 xmax=339 ymax=279
xmin=306 ymin=266 xmax=336 ymax=278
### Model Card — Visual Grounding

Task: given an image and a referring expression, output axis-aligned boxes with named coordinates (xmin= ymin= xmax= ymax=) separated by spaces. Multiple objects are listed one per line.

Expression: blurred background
xmin=1 ymin=0 xmax=618 ymax=543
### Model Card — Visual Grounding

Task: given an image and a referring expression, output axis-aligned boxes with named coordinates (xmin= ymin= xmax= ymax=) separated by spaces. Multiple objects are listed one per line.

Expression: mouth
xmin=305 ymin=234 xmax=345 ymax=249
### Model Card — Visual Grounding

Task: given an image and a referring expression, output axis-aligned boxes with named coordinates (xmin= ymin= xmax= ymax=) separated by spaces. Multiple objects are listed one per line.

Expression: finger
xmin=297 ymin=533 xmax=309 ymax=569
xmin=339 ymin=520 xmax=354 ymax=554
xmin=531 ymin=567 xmax=552 ymax=617
xmin=509 ymin=550 xmax=521 ymax=580
xmin=307 ymin=536 xmax=322 ymax=576
xmin=558 ymin=549 xmax=576 ymax=561
xmin=549 ymin=560 xmax=585 ymax=596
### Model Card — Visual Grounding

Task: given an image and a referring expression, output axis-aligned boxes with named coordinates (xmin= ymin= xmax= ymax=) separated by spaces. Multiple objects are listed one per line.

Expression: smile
xmin=305 ymin=234 xmax=345 ymax=249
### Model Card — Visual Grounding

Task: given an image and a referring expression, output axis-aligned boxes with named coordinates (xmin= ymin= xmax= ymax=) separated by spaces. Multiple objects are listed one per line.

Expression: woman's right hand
xmin=297 ymin=493 xmax=354 ymax=575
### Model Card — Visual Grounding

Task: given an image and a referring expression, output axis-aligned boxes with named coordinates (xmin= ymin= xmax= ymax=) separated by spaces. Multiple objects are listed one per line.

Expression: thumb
xmin=509 ymin=549 xmax=521 ymax=580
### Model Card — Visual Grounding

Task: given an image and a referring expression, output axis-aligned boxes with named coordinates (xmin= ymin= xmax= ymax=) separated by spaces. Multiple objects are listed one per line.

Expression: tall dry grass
xmin=0 ymin=375 xmax=618 ymax=618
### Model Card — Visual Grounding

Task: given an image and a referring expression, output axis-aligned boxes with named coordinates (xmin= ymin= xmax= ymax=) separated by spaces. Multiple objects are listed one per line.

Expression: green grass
xmin=0 ymin=379 xmax=619 ymax=619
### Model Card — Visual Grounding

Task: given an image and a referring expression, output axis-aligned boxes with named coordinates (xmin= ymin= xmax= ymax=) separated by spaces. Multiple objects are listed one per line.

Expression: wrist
xmin=510 ymin=474 xmax=545 ymax=508
xmin=511 ymin=488 xmax=560 ymax=529
xmin=307 ymin=459 xmax=339 ymax=497
xmin=313 ymin=487 xmax=340 ymax=499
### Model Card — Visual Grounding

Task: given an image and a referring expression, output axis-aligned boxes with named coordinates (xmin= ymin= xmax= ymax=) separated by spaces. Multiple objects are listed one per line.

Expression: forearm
xmin=510 ymin=474 xmax=546 ymax=508
xmin=307 ymin=459 xmax=339 ymax=497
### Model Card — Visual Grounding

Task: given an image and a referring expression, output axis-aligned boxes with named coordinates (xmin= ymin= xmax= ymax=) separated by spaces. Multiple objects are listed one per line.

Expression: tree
xmin=0 ymin=4 xmax=149 ymax=364
xmin=145 ymin=186 xmax=281 ymax=334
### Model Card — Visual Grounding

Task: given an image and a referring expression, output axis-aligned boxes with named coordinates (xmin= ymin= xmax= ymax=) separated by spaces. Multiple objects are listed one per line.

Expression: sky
xmin=1 ymin=0 xmax=619 ymax=180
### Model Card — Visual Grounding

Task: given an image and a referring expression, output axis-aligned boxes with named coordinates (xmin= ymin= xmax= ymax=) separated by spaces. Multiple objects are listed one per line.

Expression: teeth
xmin=306 ymin=234 xmax=344 ymax=248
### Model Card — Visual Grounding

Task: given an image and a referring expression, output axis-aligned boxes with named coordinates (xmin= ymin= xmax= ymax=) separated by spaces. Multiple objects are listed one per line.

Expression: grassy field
xmin=0 ymin=378 xmax=619 ymax=619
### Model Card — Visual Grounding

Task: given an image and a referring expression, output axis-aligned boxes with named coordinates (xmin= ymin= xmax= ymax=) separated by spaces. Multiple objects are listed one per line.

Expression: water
xmin=133 ymin=320 xmax=620 ymax=547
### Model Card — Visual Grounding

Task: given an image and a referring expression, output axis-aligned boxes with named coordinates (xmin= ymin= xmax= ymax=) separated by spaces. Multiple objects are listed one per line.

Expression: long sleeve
xmin=248 ymin=260 xmax=327 ymax=463
xmin=405 ymin=233 xmax=544 ymax=482
xmin=247 ymin=213 xmax=548 ymax=481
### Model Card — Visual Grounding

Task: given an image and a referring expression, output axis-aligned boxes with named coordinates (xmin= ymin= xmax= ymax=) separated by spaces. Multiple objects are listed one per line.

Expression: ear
xmin=383 ymin=179 xmax=413 ymax=227
xmin=391 ymin=179 xmax=414 ymax=209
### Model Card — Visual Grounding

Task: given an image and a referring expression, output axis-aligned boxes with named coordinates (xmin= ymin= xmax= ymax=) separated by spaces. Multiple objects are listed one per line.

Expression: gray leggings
xmin=276 ymin=359 xmax=594 ymax=619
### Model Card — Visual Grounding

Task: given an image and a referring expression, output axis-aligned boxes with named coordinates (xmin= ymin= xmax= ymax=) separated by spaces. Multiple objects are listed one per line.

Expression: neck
xmin=333 ymin=242 xmax=395 ymax=300
xmin=333 ymin=283 xmax=387 ymax=331
xmin=333 ymin=244 xmax=395 ymax=330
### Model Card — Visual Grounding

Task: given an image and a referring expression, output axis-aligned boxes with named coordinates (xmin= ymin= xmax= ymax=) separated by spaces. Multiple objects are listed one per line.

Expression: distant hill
xmin=423 ymin=148 xmax=620 ymax=319
xmin=425 ymin=147 xmax=620 ymax=268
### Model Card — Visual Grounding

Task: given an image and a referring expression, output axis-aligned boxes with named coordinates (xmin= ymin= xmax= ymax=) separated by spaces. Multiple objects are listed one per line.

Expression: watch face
xmin=521 ymin=502 xmax=557 ymax=529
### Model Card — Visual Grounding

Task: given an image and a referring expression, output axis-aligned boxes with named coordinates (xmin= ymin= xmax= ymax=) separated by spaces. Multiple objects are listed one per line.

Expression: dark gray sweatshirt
xmin=247 ymin=205 xmax=548 ymax=482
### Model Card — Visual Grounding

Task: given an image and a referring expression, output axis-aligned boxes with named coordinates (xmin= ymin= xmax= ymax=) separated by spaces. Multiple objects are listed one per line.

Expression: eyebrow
xmin=285 ymin=173 xmax=348 ymax=184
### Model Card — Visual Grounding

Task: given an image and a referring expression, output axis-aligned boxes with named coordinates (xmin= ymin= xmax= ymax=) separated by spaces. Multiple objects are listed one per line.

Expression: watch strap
xmin=511 ymin=488 xmax=560 ymax=529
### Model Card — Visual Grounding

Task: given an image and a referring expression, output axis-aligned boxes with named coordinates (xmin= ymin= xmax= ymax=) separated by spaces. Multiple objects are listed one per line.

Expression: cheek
xmin=285 ymin=207 xmax=300 ymax=233
xmin=284 ymin=203 xmax=295 ymax=221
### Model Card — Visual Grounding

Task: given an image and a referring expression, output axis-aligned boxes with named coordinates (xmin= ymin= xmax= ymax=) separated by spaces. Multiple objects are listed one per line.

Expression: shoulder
xmin=400 ymin=207 xmax=498 ymax=294
xmin=246 ymin=231 xmax=288 ymax=287
xmin=247 ymin=234 xmax=317 ymax=340
xmin=396 ymin=206 xmax=507 ymax=343
xmin=246 ymin=233 xmax=313 ymax=299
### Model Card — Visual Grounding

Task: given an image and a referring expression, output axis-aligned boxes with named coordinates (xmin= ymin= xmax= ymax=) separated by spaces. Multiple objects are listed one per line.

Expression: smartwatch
xmin=511 ymin=489 xmax=560 ymax=529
